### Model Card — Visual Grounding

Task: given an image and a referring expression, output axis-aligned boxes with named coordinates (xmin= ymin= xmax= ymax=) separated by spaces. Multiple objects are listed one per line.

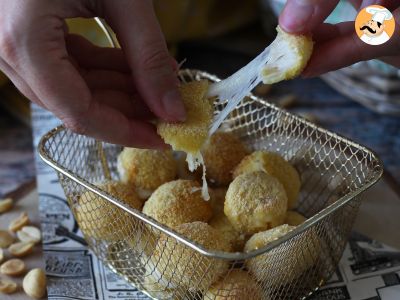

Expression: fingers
xmin=279 ymin=0 xmax=400 ymax=34
xmin=28 ymin=51 xmax=163 ymax=147
xmin=63 ymin=99 xmax=166 ymax=149
xmin=303 ymin=17 xmax=400 ymax=77
xmin=279 ymin=0 xmax=340 ymax=34
xmin=0 ymin=57 xmax=44 ymax=106
xmin=65 ymin=34 xmax=130 ymax=72
xmin=2 ymin=10 xmax=161 ymax=148
xmin=0 ymin=0 xmax=170 ymax=148
xmin=93 ymin=89 xmax=154 ymax=120
xmin=82 ymin=69 xmax=135 ymax=94
xmin=102 ymin=0 xmax=186 ymax=122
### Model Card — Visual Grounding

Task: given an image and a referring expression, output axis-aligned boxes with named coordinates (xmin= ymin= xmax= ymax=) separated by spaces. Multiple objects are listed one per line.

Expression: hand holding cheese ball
xmin=279 ymin=0 xmax=400 ymax=76
xmin=0 ymin=0 xmax=185 ymax=148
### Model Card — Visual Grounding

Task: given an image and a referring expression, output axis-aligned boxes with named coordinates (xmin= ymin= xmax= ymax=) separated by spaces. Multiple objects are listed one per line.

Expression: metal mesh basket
xmin=39 ymin=69 xmax=383 ymax=300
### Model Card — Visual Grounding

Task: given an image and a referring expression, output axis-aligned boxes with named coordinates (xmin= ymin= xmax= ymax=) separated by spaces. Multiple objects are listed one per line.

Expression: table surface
xmin=0 ymin=187 xmax=45 ymax=300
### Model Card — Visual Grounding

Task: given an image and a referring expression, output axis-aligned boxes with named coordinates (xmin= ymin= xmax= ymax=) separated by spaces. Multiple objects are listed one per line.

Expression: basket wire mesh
xmin=39 ymin=69 xmax=383 ymax=300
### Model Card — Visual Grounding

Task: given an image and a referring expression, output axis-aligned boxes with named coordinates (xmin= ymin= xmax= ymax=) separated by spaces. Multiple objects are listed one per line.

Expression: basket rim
xmin=38 ymin=69 xmax=384 ymax=261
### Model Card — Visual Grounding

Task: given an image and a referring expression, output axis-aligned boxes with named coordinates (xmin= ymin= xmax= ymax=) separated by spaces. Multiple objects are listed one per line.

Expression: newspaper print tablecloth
xmin=32 ymin=104 xmax=400 ymax=300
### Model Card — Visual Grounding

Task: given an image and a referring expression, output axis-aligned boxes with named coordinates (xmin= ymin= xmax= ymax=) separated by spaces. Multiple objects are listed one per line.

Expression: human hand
xmin=0 ymin=0 xmax=186 ymax=148
xmin=279 ymin=0 xmax=400 ymax=77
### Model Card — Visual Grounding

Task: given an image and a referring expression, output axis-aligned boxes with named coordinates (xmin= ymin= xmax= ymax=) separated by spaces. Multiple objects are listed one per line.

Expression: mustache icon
xmin=360 ymin=25 xmax=376 ymax=34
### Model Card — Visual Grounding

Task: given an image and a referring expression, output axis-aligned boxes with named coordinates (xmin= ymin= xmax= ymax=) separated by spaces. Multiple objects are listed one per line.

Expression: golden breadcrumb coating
xmin=151 ymin=222 xmax=231 ymax=291
xmin=285 ymin=211 xmax=306 ymax=226
xmin=233 ymin=151 xmax=300 ymax=209
xmin=262 ymin=26 xmax=313 ymax=84
xmin=225 ymin=171 xmax=288 ymax=235
xmin=157 ymin=80 xmax=213 ymax=154
xmin=202 ymin=132 xmax=248 ymax=186
xmin=157 ymin=80 xmax=213 ymax=201
xmin=76 ymin=181 xmax=143 ymax=241
xmin=117 ymin=148 xmax=177 ymax=199
xmin=209 ymin=212 xmax=245 ymax=252
xmin=245 ymin=224 xmax=294 ymax=251
xmin=142 ymin=180 xmax=212 ymax=229
xmin=204 ymin=270 xmax=264 ymax=300
xmin=245 ymin=224 xmax=321 ymax=285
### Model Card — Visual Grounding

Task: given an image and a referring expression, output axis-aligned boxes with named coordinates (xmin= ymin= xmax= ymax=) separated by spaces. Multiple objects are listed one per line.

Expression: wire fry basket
xmin=39 ymin=69 xmax=383 ymax=300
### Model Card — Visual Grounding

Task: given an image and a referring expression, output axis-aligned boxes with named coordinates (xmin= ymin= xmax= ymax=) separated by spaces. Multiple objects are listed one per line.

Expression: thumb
xmin=279 ymin=0 xmax=339 ymax=34
xmin=101 ymin=0 xmax=186 ymax=122
xmin=303 ymin=12 xmax=400 ymax=77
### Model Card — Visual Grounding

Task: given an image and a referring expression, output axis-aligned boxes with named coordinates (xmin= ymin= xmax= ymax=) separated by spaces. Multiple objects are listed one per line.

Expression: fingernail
xmin=162 ymin=89 xmax=186 ymax=122
xmin=280 ymin=0 xmax=316 ymax=33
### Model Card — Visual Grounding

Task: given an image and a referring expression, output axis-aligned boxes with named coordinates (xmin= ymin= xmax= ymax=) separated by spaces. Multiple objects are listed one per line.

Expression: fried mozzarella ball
xmin=209 ymin=212 xmax=245 ymax=252
xmin=225 ymin=171 xmax=287 ymax=235
xmin=245 ymin=224 xmax=320 ymax=285
xmin=117 ymin=148 xmax=177 ymax=199
xmin=142 ymin=180 xmax=212 ymax=229
xmin=204 ymin=270 xmax=264 ymax=300
xmin=157 ymin=80 xmax=214 ymax=200
xmin=202 ymin=132 xmax=248 ymax=186
xmin=76 ymin=181 xmax=143 ymax=242
xmin=151 ymin=222 xmax=231 ymax=291
xmin=157 ymin=80 xmax=213 ymax=155
xmin=233 ymin=151 xmax=300 ymax=209
xmin=262 ymin=26 xmax=313 ymax=84
xmin=285 ymin=211 xmax=306 ymax=226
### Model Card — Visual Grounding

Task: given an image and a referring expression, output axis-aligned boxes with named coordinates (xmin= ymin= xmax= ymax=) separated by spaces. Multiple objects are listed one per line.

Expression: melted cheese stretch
xmin=208 ymin=26 xmax=313 ymax=135
xmin=158 ymin=29 xmax=313 ymax=201
xmin=157 ymin=81 xmax=213 ymax=201
xmin=186 ymin=151 xmax=210 ymax=201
